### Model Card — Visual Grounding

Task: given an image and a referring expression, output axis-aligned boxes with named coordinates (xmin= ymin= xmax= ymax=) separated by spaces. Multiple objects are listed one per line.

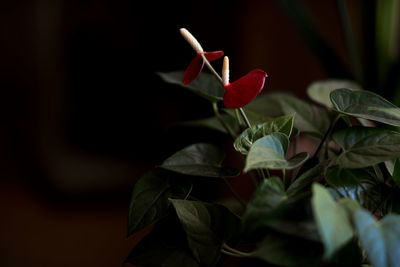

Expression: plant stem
xmin=201 ymin=54 xmax=223 ymax=83
xmin=223 ymin=178 xmax=247 ymax=208
xmin=222 ymin=243 xmax=252 ymax=257
xmin=313 ymin=114 xmax=341 ymax=159
xmin=239 ymin=108 xmax=252 ymax=128
xmin=282 ymin=168 xmax=286 ymax=188
xmin=212 ymin=102 xmax=236 ymax=140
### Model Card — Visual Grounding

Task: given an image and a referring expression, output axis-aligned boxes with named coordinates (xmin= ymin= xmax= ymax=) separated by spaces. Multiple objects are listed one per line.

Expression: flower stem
xmin=201 ymin=54 xmax=223 ymax=83
xmin=313 ymin=114 xmax=341 ymax=159
xmin=239 ymin=108 xmax=252 ymax=128
xmin=212 ymin=102 xmax=236 ymax=139
xmin=223 ymin=178 xmax=247 ymax=208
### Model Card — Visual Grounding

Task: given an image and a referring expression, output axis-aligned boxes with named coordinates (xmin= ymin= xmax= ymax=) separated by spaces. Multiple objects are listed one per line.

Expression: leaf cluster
xmin=125 ymin=74 xmax=400 ymax=267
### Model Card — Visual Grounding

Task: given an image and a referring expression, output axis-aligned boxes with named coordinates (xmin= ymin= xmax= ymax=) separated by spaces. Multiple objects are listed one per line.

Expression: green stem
xmin=239 ymin=108 xmax=252 ymax=128
xmin=212 ymin=102 xmax=236 ymax=139
xmin=282 ymin=168 xmax=286 ymax=188
xmin=313 ymin=114 xmax=341 ymax=159
xmin=223 ymin=178 xmax=247 ymax=208
xmin=222 ymin=243 xmax=252 ymax=257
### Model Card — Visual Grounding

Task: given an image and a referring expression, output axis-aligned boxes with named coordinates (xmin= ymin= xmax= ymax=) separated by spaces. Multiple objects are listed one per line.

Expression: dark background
xmin=0 ymin=0 xmax=354 ymax=266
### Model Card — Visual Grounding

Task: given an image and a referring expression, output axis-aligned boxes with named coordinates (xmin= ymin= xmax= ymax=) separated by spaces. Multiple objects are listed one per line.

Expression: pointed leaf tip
xmin=182 ymin=53 xmax=204 ymax=85
xmin=223 ymin=69 xmax=267 ymax=109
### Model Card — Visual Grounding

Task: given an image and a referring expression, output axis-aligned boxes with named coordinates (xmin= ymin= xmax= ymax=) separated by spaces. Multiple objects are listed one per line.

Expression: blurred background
xmin=1 ymin=0 xmax=398 ymax=266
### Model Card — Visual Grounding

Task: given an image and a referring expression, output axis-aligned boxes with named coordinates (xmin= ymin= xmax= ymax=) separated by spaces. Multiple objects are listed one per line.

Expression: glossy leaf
xmin=223 ymin=69 xmax=267 ymax=109
xmin=311 ymin=184 xmax=354 ymax=259
xmin=170 ymin=199 xmax=240 ymax=267
xmin=330 ymin=88 xmax=400 ymax=126
xmin=246 ymin=93 xmax=330 ymax=138
xmin=245 ymin=133 xmax=309 ymax=171
xmin=161 ymin=143 xmax=239 ymax=178
xmin=333 ymin=127 xmax=400 ymax=168
xmin=354 ymin=210 xmax=400 ymax=267
xmin=251 ymin=231 xmax=323 ymax=267
xmin=234 ymin=114 xmax=295 ymax=155
xmin=158 ymin=71 xmax=224 ymax=102
xmin=125 ymin=216 xmax=200 ymax=267
xmin=307 ymin=79 xmax=361 ymax=108
xmin=127 ymin=169 xmax=191 ymax=236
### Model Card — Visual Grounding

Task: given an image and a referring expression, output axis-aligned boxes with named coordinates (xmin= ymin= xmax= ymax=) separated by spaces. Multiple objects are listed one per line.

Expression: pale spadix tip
xmin=180 ymin=28 xmax=203 ymax=53
xmin=222 ymin=56 xmax=229 ymax=86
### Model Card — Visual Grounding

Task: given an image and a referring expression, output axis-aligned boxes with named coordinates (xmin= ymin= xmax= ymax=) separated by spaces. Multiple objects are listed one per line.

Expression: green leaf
xmin=170 ymin=199 xmax=240 ymax=267
xmin=311 ymin=184 xmax=354 ymax=259
xmin=161 ymin=143 xmax=239 ymax=178
xmin=330 ymin=88 xmax=400 ymax=126
xmin=234 ymin=114 xmax=295 ymax=155
xmin=354 ymin=210 xmax=400 ymax=267
xmin=245 ymin=133 xmax=309 ymax=171
xmin=127 ymin=169 xmax=191 ymax=236
xmin=157 ymin=71 xmax=224 ymax=102
xmin=125 ymin=216 xmax=200 ymax=267
xmin=246 ymin=93 xmax=330 ymax=138
xmin=251 ymin=231 xmax=323 ymax=267
xmin=307 ymin=79 xmax=361 ymax=108
xmin=176 ymin=114 xmax=239 ymax=134
xmin=333 ymin=127 xmax=400 ymax=168
xmin=287 ymin=162 xmax=328 ymax=196
xmin=243 ymin=178 xmax=319 ymax=241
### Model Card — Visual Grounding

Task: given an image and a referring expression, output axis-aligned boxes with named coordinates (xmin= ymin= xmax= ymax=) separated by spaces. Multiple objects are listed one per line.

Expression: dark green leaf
xmin=176 ymin=114 xmax=239 ymax=134
xmin=251 ymin=231 xmax=323 ymax=267
xmin=243 ymin=178 xmax=319 ymax=241
xmin=354 ymin=210 xmax=400 ymax=267
xmin=311 ymin=184 xmax=354 ymax=259
xmin=234 ymin=114 xmax=295 ymax=155
xmin=287 ymin=162 xmax=328 ymax=196
xmin=161 ymin=143 xmax=239 ymax=178
xmin=125 ymin=216 xmax=200 ymax=267
xmin=245 ymin=133 xmax=309 ymax=171
xmin=170 ymin=199 xmax=241 ymax=267
xmin=330 ymin=88 xmax=400 ymax=126
xmin=307 ymin=79 xmax=361 ymax=108
xmin=246 ymin=93 xmax=330 ymax=138
xmin=157 ymin=71 xmax=224 ymax=102
xmin=333 ymin=127 xmax=400 ymax=168
xmin=127 ymin=169 xmax=191 ymax=236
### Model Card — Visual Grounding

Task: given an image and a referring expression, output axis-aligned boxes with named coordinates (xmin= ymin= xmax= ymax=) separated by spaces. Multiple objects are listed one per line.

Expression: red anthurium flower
xmin=222 ymin=57 xmax=267 ymax=109
xmin=180 ymin=28 xmax=224 ymax=85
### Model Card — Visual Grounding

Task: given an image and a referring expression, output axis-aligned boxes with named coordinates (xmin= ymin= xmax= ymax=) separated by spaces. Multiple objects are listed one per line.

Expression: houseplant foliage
xmin=125 ymin=29 xmax=400 ymax=267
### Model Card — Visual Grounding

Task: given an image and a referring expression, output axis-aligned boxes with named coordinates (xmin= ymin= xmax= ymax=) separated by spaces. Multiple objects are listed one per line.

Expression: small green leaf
xmin=161 ymin=143 xmax=239 ymax=178
xmin=127 ymin=170 xmax=191 ymax=236
xmin=125 ymin=216 xmax=200 ymax=267
xmin=311 ymin=184 xmax=354 ymax=259
xmin=354 ymin=210 xmax=400 ymax=267
xmin=170 ymin=199 xmax=240 ymax=267
xmin=330 ymin=88 xmax=400 ymax=126
xmin=245 ymin=133 xmax=309 ymax=171
xmin=157 ymin=71 xmax=224 ymax=102
xmin=234 ymin=114 xmax=295 ymax=155
xmin=251 ymin=231 xmax=323 ymax=267
xmin=307 ymin=79 xmax=361 ymax=108
xmin=333 ymin=127 xmax=400 ymax=168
